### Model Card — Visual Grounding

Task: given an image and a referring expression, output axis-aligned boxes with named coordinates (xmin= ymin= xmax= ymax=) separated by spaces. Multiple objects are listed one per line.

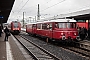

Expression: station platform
xmin=0 ymin=33 xmax=28 ymax=60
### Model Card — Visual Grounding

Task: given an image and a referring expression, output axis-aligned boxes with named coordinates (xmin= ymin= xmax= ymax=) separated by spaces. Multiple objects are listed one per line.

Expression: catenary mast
xmin=37 ymin=4 xmax=40 ymax=20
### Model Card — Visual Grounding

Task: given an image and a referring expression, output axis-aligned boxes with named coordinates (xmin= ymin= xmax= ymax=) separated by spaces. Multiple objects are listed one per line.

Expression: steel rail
xmin=14 ymin=35 xmax=61 ymax=60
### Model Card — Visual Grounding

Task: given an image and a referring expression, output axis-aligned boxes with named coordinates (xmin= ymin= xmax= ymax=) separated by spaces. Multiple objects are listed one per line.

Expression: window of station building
xmin=76 ymin=20 xmax=86 ymax=22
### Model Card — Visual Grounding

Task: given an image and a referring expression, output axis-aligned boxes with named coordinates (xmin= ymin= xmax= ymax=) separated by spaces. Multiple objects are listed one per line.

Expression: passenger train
xmin=26 ymin=19 xmax=79 ymax=42
xmin=8 ymin=21 xmax=21 ymax=34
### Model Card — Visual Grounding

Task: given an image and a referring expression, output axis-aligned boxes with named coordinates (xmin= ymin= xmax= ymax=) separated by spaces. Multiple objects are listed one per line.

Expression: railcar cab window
xmin=71 ymin=23 xmax=76 ymax=28
xmin=13 ymin=23 xmax=18 ymax=28
xmin=55 ymin=22 xmax=76 ymax=29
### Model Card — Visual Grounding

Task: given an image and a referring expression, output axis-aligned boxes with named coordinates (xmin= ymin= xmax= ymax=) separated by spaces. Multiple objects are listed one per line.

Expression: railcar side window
xmin=49 ymin=23 xmax=52 ymax=30
xmin=37 ymin=24 xmax=41 ymax=29
xmin=42 ymin=23 xmax=47 ymax=29
xmin=47 ymin=24 xmax=49 ymax=29
xmin=28 ymin=25 xmax=32 ymax=28
xmin=55 ymin=24 xmax=59 ymax=28
xmin=42 ymin=23 xmax=52 ymax=30
xmin=33 ymin=24 xmax=36 ymax=28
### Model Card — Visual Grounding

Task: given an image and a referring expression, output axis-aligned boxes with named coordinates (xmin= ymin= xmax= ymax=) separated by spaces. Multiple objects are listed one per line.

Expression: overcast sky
xmin=8 ymin=0 xmax=90 ymax=23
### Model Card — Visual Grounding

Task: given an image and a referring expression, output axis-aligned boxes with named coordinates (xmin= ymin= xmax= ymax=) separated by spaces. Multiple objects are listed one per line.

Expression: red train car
xmin=26 ymin=23 xmax=37 ymax=35
xmin=76 ymin=22 xmax=88 ymax=29
xmin=8 ymin=21 xmax=21 ymax=34
xmin=26 ymin=19 xmax=79 ymax=42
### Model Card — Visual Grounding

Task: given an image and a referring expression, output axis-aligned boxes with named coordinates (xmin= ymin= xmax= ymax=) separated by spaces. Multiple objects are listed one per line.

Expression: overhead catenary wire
xmin=17 ymin=0 xmax=30 ymax=13
xmin=15 ymin=0 xmax=23 ymax=12
xmin=41 ymin=0 xmax=66 ymax=12
xmin=11 ymin=0 xmax=23 ymax=14
xmin=9 ymin=0 xmax=90 ymax=21
xmin=11 ymin=0 xmax=66 ymax=20
xmin=13 ymin=0 xmax=30 ymax=20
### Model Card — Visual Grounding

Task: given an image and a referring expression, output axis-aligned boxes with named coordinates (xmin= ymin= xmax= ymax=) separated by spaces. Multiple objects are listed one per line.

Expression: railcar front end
xmin=10 ymin=21 xmax=21 ymax=34
xmin=52 ymin=22 xmax=79 ymax=42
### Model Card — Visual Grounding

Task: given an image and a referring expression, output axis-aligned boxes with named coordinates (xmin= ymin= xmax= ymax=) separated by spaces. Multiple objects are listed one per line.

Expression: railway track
xmin=19 ymin=32 xmax=89 ymax=60
xmin=14 ymin=35 xmax=61 ymax=60
xmin=61 ymin=45 xmax=90 ymax=59
xmin=20 ymin=34 xmax=89 ymax=60
xmin=50 ymin=41 xmax=90 ymax=59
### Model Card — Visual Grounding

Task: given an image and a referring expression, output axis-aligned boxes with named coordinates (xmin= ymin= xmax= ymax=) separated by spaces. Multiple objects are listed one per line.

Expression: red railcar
xmin=8 ymin=21 xmax=21 ymax=34
xmin=26 ymin=19 xmax=79 ymax=42
xmin=26 ymin=23 xmax=37 ymax=35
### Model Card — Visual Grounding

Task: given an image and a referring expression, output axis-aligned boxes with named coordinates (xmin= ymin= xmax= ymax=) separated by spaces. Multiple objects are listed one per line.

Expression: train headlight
xmin=74 ymin=33 xmax=76 ymax=36
xmin=61 ymin=33 xmax=63 ymax=35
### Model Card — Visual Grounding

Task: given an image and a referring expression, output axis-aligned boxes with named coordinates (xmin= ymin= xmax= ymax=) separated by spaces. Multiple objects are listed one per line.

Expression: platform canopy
xmin=0 ymin=0 xmax=15 ymax=23
xmin=45 ymin=9 xmax=90 ymax=20
xmin=57 ymin=9 xmax=90 ymax=20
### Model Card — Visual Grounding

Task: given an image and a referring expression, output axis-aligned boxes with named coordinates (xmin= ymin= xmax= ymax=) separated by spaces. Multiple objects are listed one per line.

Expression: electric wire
xmin=9 ymin=0 xmax=90 ymax=21
xmin=17 ymin=0 xmax=30 ymax=14
xmin=41 ymin=0 xmax=66 ymax=12
xmin=13 ymin=0 xmax=30 ymax=20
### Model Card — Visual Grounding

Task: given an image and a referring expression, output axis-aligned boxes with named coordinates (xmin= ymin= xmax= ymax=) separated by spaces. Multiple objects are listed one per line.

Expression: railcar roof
xmin=11 ymin=21 xmax=19 ymax=23
xmin=26 ymin=22 xmax=37 ymax=25
xmin=26 ymin=19 xmax=76 ymax=25
xmin=37 ymin=19 xmax=76 ymax=23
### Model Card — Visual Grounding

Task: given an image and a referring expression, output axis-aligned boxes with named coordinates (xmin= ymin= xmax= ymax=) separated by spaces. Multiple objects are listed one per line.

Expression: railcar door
xmin=46 ymin=23 xmax=53 ymax=38
xmin=32 ymin=24 xmax=37 ymax=34
xmin=41 ymin=23 xmax=53 ymax=38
